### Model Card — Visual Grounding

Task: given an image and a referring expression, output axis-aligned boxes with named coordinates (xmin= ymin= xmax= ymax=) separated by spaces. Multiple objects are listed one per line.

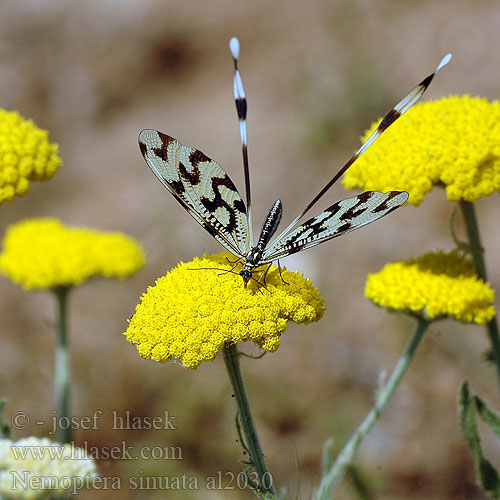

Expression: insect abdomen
xmin=257 ymin=200 xmax=283 ymax=250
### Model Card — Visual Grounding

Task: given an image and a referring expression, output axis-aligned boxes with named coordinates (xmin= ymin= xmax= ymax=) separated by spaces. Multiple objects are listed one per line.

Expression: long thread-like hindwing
xmin=262 ymin=191 xmax=409 ymax=262
xmin=139 ymin=40 xmax=450 ymax=286
xmin=230 ymin=36 xmax=253 ymax=249
xmin=139 ymin=129 xmax=250 ymax=256
xmin=271 ymin=53 xmax=452 ymax=246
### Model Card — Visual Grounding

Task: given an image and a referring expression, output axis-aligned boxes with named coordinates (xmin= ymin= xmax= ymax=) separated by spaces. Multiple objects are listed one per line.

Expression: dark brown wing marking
xmin=139 ymin=129 xmax=250 ymax=256
xmin=261 ymin=191 xmax=408 ymax=262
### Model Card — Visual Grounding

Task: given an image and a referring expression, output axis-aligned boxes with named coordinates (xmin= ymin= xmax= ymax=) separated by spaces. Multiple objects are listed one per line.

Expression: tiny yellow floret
xmin=0 ymin=436 xmax=98 ymax=499
xmin=124 ymin=252 xmax=325 ymax=369
xmin=0 ymin=218 xmax=145 ymax=290
xmin=0 ymin=109 xmax=62 ymax=205
xmin=343 ymin=96 xmax=500 ymax=205
xmin=365 ymin=250 xmax=496 ymax=323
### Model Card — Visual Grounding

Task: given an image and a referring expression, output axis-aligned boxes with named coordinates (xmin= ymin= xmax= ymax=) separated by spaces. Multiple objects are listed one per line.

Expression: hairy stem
xmin=53 ymin=286 xmax=72 ymax=443
xmin=459 ymin=200 xmax=500 ymax=391
xmin=313 ymin=317 xmax=429 ymax=500
xmin=223 ymin=343 xmax=276 ymax=497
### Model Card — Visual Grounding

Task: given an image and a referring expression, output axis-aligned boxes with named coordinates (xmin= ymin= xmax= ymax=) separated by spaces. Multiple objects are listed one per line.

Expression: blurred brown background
xmin=1 ymin=0 xmax=499 ymax=498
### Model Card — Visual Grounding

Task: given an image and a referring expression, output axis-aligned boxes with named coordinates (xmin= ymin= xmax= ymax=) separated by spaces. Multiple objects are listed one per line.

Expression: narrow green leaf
xmin=475 ymin=396 xmax=500 ymax=439
xmin=253 ymin=490 xmax=277 ymax=500
xmin=478 ymin=459 xmax=500 ymax=498
xmin=459 ymin=381 xmax=481 ymax=453
xmin=321 ymin=437 xmax=335 ymax=475
xmin=458 ymin=381 xmax=500 ymax=499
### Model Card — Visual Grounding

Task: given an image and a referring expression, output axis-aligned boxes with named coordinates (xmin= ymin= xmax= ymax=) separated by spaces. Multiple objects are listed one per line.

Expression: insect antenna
xmin=272 ymin=52 xmax=452 ymax=245
xmin=229 ymin=37 xmax=254 ymax=250
xmin=187 ymin=266 xmax=268 ymax=291
xmin=188 ymin=266 xmax=241 ymax=276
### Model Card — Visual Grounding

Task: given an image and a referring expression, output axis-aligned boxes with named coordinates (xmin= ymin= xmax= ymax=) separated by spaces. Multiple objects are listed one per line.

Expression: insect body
xmin=240 ymin=200 xmax=282 ymax=283
xmin=139 ymin=39 xmax=451 ymax=287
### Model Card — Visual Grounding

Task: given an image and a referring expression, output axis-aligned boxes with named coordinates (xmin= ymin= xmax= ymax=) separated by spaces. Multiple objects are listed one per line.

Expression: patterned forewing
xmin=139 ymin=129 xmax=250 ymax=256
xmin=262 ymin=191 xmax=408 ymax=262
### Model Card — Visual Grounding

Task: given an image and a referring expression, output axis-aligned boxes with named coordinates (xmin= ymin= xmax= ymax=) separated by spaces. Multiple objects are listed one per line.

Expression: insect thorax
xmin=240 ymin=200 xmax=283 ymax=284
xmin=240 ymin=247 xmax=265 ymax=285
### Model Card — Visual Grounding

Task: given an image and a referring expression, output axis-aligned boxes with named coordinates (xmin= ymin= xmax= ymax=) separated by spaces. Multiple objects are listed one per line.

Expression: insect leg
xmin=277 ymin=260 xmax=289 ymax=285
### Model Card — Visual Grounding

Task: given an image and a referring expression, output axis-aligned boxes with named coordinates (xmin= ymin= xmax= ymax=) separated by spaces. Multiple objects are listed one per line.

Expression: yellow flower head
xmin=365 ymin=250 xmax=496 ymax=324
xmin=0 ymin=218 xmax=145 ymax=290
xmin=0 ymin=110 xmax=62 ymax=205
xmin=0 ymin=436 xmax=98 ymax=499
xmin=343 ymin=96 xmax=500 ymax=205
xmin=124 ymin=252 xmax=325 ymax=369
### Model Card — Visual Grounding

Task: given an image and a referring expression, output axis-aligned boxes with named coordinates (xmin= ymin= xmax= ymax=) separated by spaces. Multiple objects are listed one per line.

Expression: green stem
xmin=53 ymin=286 xmax=72 ymax=444
xmin=0 ymin=399 xmax=12 ymax=439
xmin=313 ymin=317 xmax=429 ymax=500
xmin=459 ymin=200 xmax=500 ymax=390
xmin=223 ymin=343 xmax=276 ymax=498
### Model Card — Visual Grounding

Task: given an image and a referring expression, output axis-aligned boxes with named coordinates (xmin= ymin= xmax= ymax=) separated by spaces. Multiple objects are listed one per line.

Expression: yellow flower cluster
xmin=0 ymin=110 xmax=62 ymax=205
xmin=365 ymin=250 xmax=496 ymax=324
xmin=0 ymin=437 xmax=97 ymax=499
xmin=343 ymin=96 xmax=500 ymax=205
xmin=0 ymin=218 xmax=145 ymax=290
xmin=124 ymin=252 xmax=325 ymax=369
